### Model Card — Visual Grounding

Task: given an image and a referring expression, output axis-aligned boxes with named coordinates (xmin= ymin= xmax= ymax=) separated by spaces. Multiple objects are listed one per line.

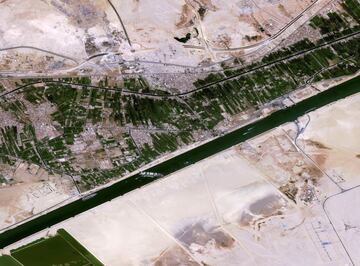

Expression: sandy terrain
xmin=114 ymin=0 xmax=320 ymax=65
xmin=0 ymin=49 xmax=77 ymax=73
xmin=324 ymin=187 xmax=360 ymax=265
xmin=6 ymin=82 xmax=360 ymax=264
xmin=3 ymin=137 xmax=355 ymax=265
xmin=238 ymin=127 xmax=330 ymax=201
xmin=0 ymin=0 xmax=125 ymax=72
xmin=0 ymin=162 xmax=78 ymax=230
xmin=0 ymin=0 xmax=326 ymax=74
xmin=298 ymin=92 xmax=360 ymax=189
xmin=0 ymin=0 xmax=122 ymax=57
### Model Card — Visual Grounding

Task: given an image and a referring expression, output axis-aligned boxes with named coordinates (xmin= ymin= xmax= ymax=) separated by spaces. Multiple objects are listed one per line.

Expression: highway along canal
xmin=0 ymin=75 xmax=359 ymax=248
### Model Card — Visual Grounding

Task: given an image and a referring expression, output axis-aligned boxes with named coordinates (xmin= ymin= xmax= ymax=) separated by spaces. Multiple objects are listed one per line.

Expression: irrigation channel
xmin=0 ymin=76 xmax=359 ymax=248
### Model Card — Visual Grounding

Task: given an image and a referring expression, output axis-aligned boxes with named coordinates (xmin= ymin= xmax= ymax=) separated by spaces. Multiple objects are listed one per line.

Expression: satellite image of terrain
xmin=0 ymin=0 xmax=359 ymax=265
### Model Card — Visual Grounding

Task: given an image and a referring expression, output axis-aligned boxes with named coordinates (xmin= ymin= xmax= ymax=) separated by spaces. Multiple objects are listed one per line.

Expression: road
xmin=184 ymin=0 xmax=331 ymax=52
xmin=0 ymin=0 xmax=336 ymax=77
xmin=289 ymin=113 xmax=358 ymax=265
xmin=0 ymin=46 xmax=79 ymax=64
xmin=1 ymin=30 xmax=358 ymax=101
xmin=322 ymin=185 xmax=360 ymax=266
xmin=107 ymin=0 xmax=132 ymax=49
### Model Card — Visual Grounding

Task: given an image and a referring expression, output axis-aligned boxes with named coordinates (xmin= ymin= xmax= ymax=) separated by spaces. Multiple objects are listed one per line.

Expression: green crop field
xmin=0 ymin=229 xmax=103 ymax=266
xmin=0 ymin=255 xmax=22 ymax=266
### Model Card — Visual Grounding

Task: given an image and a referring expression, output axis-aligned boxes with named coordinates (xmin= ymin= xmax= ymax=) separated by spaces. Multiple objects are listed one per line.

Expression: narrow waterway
xmin=0 ymin=76 xmax=359 ymax=249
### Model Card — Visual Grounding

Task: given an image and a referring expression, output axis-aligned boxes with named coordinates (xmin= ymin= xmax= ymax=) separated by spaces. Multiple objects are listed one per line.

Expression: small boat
xmin=82 ymin=193 xmax=97 ymax=201
xmin=243 ymin=126 xmax=255 ymax=135
xmin=139 ymin=171 xmax=163 ymax=178
xmin=305 ymin=107 xmax=316 ymax=113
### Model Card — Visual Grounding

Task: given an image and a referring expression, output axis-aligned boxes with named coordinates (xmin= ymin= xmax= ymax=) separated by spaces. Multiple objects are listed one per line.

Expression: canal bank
xmin=0 ymin=75 xmax=359 ymax=249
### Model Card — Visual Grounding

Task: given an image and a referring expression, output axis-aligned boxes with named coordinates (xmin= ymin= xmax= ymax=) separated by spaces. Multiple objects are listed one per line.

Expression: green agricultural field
xmin=0 ymin=255 xmax=22 ymax=266
xmin=6 ymin=229 xmax=103 ymax=266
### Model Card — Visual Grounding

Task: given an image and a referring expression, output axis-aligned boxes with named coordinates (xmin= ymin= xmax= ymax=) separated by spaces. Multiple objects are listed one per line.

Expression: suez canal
xmin=0 ymin=75 xmax=360 ymax=249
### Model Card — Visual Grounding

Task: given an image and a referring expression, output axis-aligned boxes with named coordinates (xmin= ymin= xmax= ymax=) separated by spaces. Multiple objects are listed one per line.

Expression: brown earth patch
xmin=176 ymin=222 xmax=235 ymax=250
xmin=278 ymin=4 xmax=292 ymax=18
xmin=50 ymin=0 xmax=107 ymax=29
xmin=306 ymin=163 xmax=323 ymax=184
xmin=312 ymin=153 xmax=327 ymax=168
xmin=0 ymin=51 xmax=75 ymax=72
xmin=279 ymin=182 xmax=298 ymax=203
xmin=249 ymin=194 xmax=284 ymax=217
xmin=306 ymin=139 xmax=331 ymax=150
xmin=153 ymin=245 xmax=199 ymax=266
xmin=176 ymin=4 xmax=195 ymax=28
xmin=239 ymin=194 xmax=286 ymax=227
xmin=239 ymin=212 xmax=254 ymax=227
xmin=216 ymin=34 xmax=232 ymax=49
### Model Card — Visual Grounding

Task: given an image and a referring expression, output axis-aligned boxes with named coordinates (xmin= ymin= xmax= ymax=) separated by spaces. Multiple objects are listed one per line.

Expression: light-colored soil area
xmin=0 ymin=0 xmax=124 ymax=71
xmin=0 ymin=162 xmax=78 ymax=230
xmin=238 ymin=127 xmax=328 ymax=202
xmin=63 ymin=199 xmax=186 ymax=266
xmin=4 ymin=137 xmax=355 ymax=265
xmin=0 ymin=49 xmax=77 ymax=73
xmin=0 ymin=0 xmax=326 ymax=74
xmin=112 ymin=0 xmax=207 ymax=66
xmin=0 ymin=0 xmax=123 ymax=57
xmin=115 ymin=0 xmax=319 ymax=64
xmin=324 ymin=187 xmax=360 ymax=265
xmin=298 ymin=92 xmax=360 ymax=189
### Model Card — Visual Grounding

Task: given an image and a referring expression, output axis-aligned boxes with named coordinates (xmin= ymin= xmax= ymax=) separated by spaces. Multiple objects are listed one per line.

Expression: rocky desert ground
xmin=0 ymin=0 xmax=333 ymax=76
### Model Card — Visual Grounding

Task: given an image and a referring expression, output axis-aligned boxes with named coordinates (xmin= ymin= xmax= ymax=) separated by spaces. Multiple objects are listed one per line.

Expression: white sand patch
xmin=300 ymin=93 xmax=360 ymax=189
xmin=325 ymin=187 xmax=360 ymax=264
xmin=59 ymin=198 xmax=176 ymax=266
